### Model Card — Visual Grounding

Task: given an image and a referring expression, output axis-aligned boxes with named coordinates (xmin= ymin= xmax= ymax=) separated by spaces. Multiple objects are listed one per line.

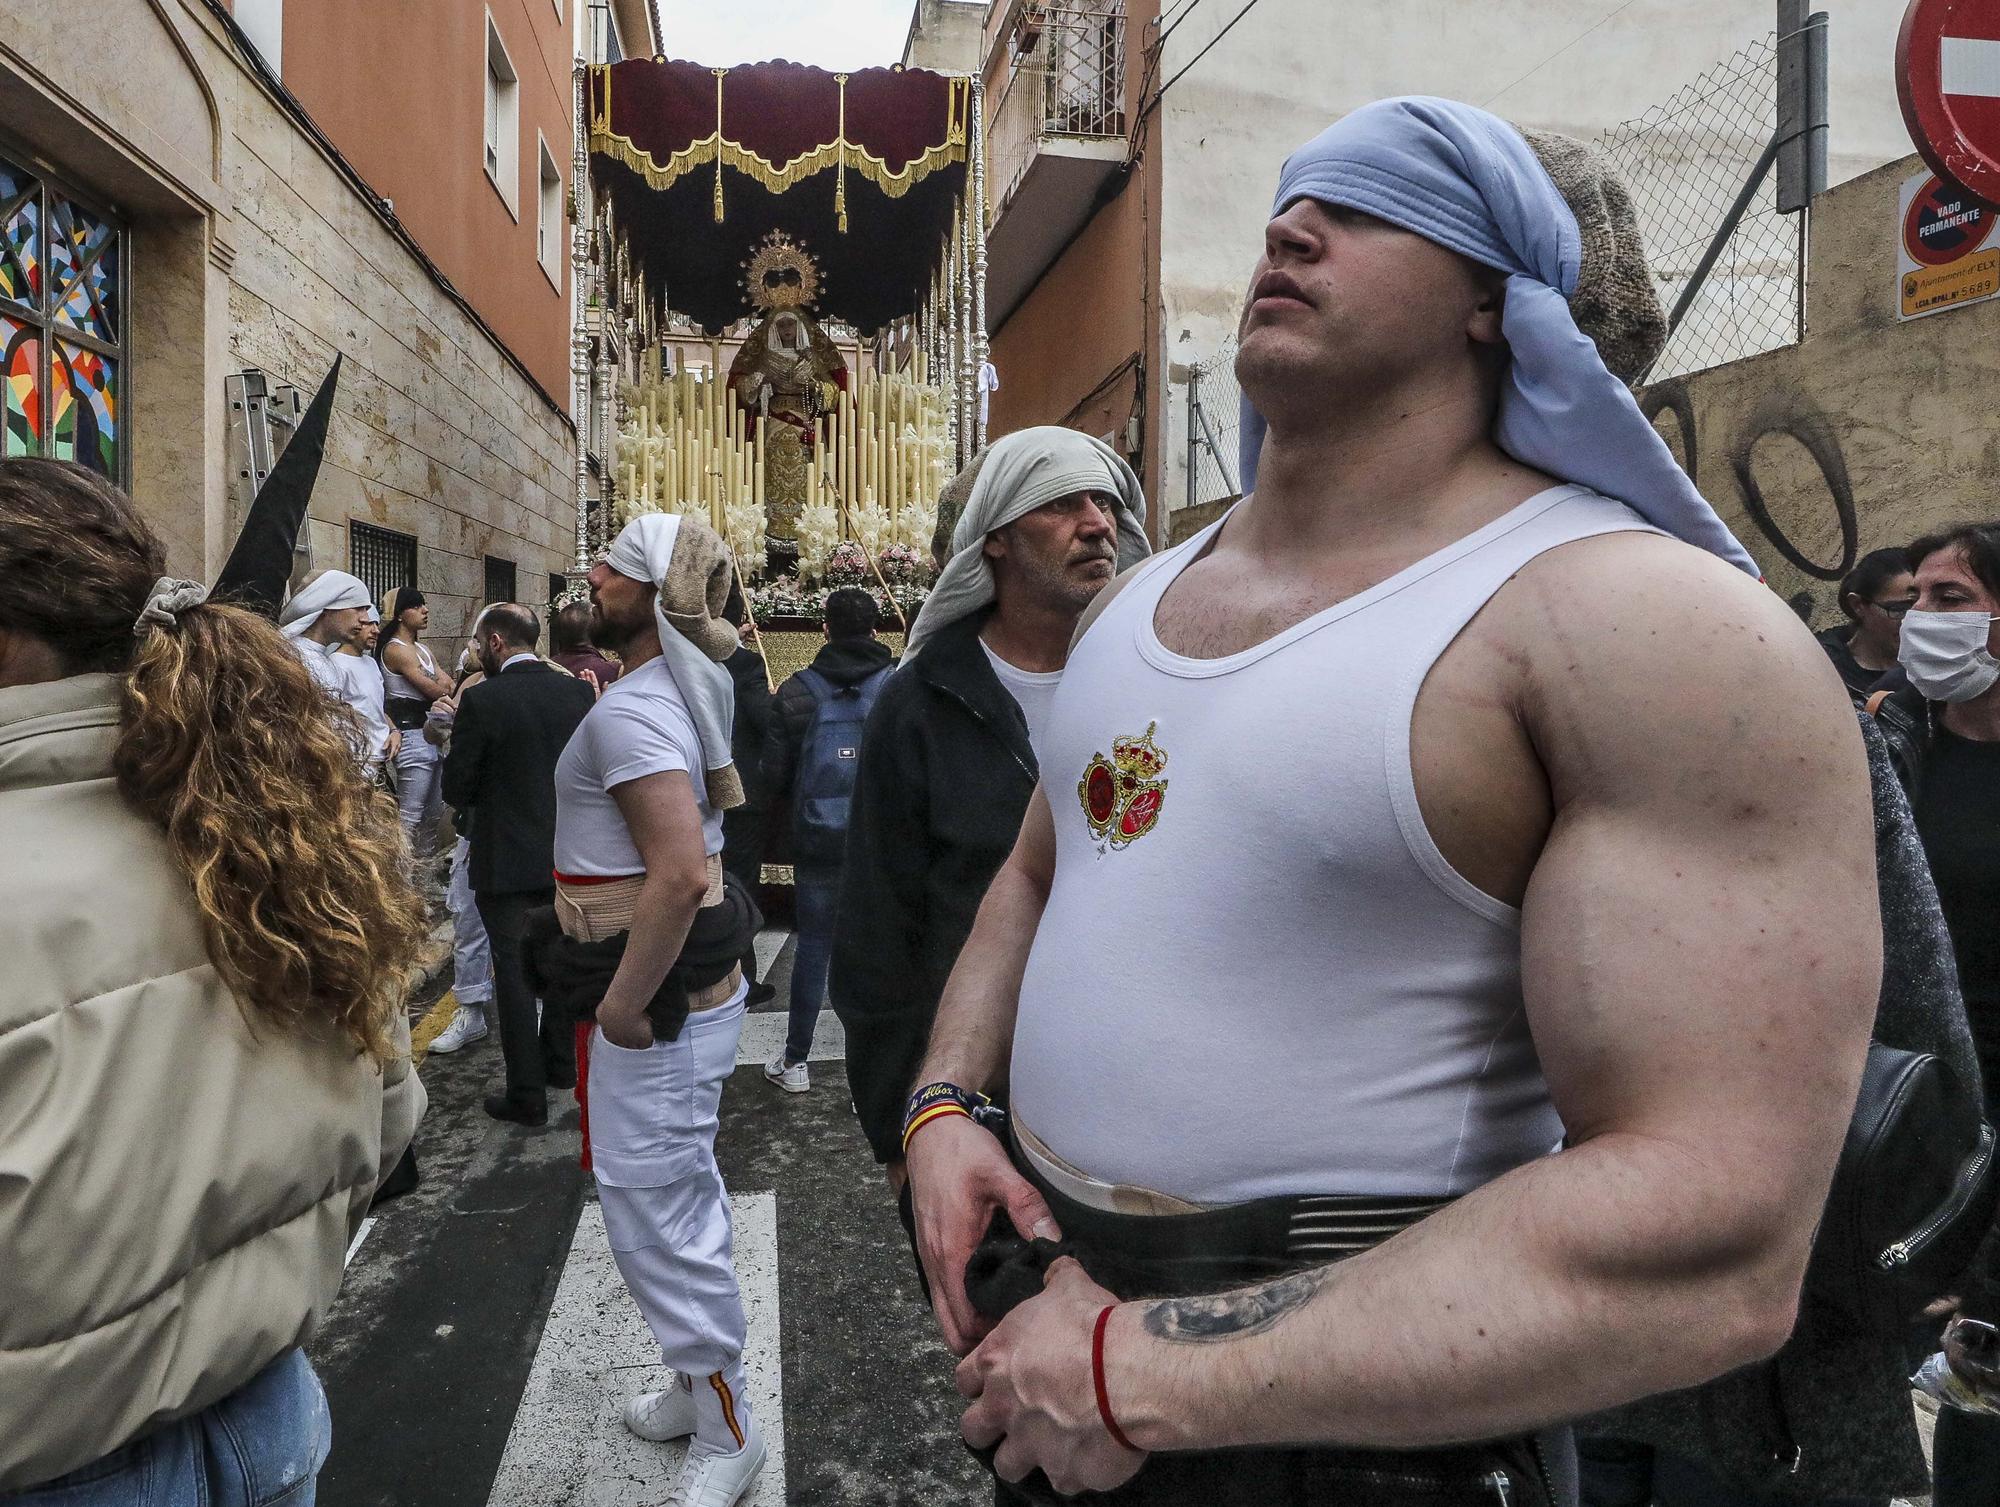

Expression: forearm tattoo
xmin=1140 ymin=1267 xmax=1330 ymax=1344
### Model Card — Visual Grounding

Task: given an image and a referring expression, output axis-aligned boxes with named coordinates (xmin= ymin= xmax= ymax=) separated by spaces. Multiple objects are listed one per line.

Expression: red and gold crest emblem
xmin=1078 ymin=722 xmax=1169 ymax=849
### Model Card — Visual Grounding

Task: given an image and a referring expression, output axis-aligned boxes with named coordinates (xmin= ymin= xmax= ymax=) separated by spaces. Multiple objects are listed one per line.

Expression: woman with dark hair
xmin=1820 ymin=547 xmax=1918 ymax=697
xmin=1882 ymin=521 xmax=2000 ymax=1507
xmin=0 ymin=458 xmax=427 ymax=1502
xmin=377 ymin=585 xmax=455 ymax=860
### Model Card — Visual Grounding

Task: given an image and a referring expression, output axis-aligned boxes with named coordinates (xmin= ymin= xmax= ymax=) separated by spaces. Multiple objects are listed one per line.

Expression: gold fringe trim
xmin=590 ymin=69 xmax=970 ymax=210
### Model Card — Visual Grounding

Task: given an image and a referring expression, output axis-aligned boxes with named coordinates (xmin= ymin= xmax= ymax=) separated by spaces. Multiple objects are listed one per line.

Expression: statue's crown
xmin=742 ymin=231 xmax=820 ymax=313
xmin=1113 ymin=723 xmax=1166 ymax=779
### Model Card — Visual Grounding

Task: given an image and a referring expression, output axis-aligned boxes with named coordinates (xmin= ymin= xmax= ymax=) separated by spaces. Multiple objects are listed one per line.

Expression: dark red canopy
xmin=589 ymin=59 xmax=971 ymax=334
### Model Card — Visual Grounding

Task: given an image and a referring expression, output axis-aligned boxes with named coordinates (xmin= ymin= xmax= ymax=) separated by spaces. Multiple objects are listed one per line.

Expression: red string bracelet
xmin=1092 ymin=1305 xmax=1141 ymax=1454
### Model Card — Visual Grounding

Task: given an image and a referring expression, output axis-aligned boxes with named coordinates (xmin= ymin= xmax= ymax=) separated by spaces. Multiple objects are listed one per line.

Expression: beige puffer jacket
xmin=0 ymin=673 xmax=425 ymax=1490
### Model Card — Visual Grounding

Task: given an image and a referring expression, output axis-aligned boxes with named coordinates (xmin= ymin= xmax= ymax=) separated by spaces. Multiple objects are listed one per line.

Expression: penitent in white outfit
xmin=555 ymin=657 xmax=755 ymax=1458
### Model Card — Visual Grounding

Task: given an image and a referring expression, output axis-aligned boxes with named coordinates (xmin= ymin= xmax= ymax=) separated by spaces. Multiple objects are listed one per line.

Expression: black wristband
xmin=901 ymin=1081 xmax=1004 ymax=1152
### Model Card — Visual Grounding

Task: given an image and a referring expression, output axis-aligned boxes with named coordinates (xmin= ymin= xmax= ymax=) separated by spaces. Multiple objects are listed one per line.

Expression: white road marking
xmin=1943 ymin=36 xmax=2000 ymax=98
xmin=487 ymin=1193 xmax=784 ymax=1507
xmin=752 ymin=927 xmax=790 ymax=981
xmin=344 ymin=1216 xmax=376 ymax=1269
xmin=735 ymin=1008 xmax=846 ymax=1066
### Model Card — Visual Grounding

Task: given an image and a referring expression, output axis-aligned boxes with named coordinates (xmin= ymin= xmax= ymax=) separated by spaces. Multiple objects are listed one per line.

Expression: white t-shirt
xmin=335 ymin=652 xmax=392 ymax=771
xmin=554 ymin=657 xmax=724 ymax=876
xmin=980 ymin=638 xmax=1063 ymax=746
xmin=293 ymin=638 xmax=389 ymax=771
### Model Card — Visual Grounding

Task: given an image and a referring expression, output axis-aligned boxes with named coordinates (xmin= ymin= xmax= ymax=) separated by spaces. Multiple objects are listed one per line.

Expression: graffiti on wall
xmin=1641 ymin=380 xmax=1859 ymax=590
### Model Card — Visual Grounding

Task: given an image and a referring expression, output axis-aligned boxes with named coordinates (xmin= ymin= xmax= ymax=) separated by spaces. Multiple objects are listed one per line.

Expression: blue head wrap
xmin=1240 ymin=96 xmax=1758 ymax=577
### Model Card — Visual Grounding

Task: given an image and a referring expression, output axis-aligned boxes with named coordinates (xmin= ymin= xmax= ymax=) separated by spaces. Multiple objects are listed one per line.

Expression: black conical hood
xmin=211 ymin=354 xmax=342 ymax=618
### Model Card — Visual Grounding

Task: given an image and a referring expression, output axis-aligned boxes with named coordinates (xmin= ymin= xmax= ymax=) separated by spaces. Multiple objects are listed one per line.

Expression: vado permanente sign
xmin=1897 ymin=0 xmax=2000 ymax=316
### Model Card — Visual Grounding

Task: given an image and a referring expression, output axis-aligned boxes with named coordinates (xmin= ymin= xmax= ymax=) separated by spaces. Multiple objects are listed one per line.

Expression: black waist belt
xmin=521 ymin=873 xmax=761 ymax=1042
xmin=385 ymin=694 xmax=432 ymax=730
xmin=964 ymin=1151 xmax=1559 ymax=1507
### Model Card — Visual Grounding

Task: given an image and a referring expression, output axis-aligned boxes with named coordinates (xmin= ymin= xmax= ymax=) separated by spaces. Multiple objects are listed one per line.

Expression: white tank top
xmin=1009 ymin=485 xmax=1659 ymax=1204
xmin=383 ymin=639 xmax=440 ymax=701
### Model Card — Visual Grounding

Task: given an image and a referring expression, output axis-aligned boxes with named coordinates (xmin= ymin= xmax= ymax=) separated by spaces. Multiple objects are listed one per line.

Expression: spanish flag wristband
xmin=901 ymin=1081 xmax=1002 ymax=1155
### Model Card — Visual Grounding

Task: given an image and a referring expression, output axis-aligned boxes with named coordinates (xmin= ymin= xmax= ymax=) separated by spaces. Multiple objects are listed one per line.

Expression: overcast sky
xmin=654 ymin=1 xmax=920 ymax=70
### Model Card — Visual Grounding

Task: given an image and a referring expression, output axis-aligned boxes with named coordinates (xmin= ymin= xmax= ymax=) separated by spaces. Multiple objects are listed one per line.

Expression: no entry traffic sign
xmin=1901 ymin=0 xmax=2000 ymax=199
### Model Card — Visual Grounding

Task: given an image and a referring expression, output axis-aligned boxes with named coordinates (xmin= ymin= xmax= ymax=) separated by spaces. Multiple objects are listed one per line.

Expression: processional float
xmin=571 ymin=56 xmax=988 ymax=626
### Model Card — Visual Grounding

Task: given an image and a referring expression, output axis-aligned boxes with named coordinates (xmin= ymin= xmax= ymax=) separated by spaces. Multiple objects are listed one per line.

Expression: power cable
xmin=1141 ymin=0 xmax=1267 ymax=125
xmin=1478 ymin=0 xmax=1641 ymax=109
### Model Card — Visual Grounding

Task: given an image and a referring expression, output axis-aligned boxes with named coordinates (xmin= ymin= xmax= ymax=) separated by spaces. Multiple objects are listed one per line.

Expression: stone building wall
xmin=0 ymin=0 xmax=576 ymax=646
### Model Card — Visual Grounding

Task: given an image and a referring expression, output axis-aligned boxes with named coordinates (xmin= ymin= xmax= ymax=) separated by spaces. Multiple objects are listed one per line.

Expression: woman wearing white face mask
xmin=1874 ymin=521 xmax=2000 ymax=1507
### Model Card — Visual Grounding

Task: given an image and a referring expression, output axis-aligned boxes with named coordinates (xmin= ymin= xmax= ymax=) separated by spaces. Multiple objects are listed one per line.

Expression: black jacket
xmin=827 ymin=612 xmax=1037 ymax=1163
xmin=760 ymin=636 xmax=895 ymax=858
xmin=442 ymin=659 xmax=596 ymax=895
xmin=726 ymin=647 xmax=775 ymax=807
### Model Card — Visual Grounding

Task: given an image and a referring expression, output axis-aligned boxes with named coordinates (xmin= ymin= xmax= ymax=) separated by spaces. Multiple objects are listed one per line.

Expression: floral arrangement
xmin=750 ymin=579 xmax=819 ymax=624
xmin=823 ymin=541 xmax=870 ymax=587
xmin=723 ymin=498 xmax=767 ymax=573
xmin=879 ymin=543 xmax=927 ymax=586
xmin=796 ymin=501 xmax=840 ymax=577
xmin=894 ymin=499 xmax=939 ymax=554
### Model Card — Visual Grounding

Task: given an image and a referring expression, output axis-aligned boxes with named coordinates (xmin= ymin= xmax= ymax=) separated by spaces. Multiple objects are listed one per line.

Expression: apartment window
xmin=350 ymin=522 xmax=417 ymax=607
xmin=484 ymin=13 xmax=520 ymax=218
xmin=537 ymin=136 xmax=563 ymax=289
xmin=0 ymin=147 xmax=127 ymax=482
xmin=484 ymin=554 xmax=517 ymax=606
xmin=549 ymin=571 xmax=568 ymax=605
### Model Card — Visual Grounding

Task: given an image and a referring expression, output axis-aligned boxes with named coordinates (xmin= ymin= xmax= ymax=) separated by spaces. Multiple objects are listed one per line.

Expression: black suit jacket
xmin=442 ymin=659 xmax=597 ymax=895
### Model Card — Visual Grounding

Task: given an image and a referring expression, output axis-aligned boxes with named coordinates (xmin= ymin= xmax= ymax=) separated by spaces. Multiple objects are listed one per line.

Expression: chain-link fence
xmin=1186 ymin=333 xmax=1240 ymax=509
xmin=1596 ymin=32 xmax=1803 ymax=381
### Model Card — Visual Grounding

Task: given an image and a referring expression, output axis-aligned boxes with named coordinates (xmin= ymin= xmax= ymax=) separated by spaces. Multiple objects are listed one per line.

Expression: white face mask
xmin=1898 ymin=609 xmax=2000 ymax=702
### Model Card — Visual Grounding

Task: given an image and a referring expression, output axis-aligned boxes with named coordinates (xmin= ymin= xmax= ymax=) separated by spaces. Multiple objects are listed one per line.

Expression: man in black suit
xmin=442 ymin=603 xmax=596 ymax=1126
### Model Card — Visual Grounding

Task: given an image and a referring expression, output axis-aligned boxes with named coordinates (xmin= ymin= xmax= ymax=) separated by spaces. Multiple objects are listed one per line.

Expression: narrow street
xmin=310 ymin=929 xmax=987 ymax=1507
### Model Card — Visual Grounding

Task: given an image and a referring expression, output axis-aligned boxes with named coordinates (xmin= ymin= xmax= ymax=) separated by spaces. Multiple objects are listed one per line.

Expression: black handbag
xmin=1806 ymin=1042 xmax=2000 ymax=1333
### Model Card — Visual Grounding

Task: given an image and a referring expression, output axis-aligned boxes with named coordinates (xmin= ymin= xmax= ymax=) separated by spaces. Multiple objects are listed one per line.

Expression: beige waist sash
xmin=1013 ymin=1116 xmax=1210 ymax=1218
xmin=554 ymin=855 xmax=737 ymax=1013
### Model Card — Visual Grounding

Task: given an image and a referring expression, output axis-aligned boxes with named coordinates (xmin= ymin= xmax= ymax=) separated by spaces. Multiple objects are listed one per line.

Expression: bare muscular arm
xmin=909 ymin=787 xmax=1064 ymax=1353
xmin=595 ymin=770 xmax=714 ymax=1048
xmin=1080 ymin=537 xmax=1879 ymax=1448
xmin=917 ymin=785 xmax=1058 ymax=1094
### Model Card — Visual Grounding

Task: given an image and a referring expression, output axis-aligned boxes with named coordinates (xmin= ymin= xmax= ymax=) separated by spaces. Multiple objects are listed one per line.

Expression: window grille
xmin=484 ymin=554 xmax=517 ymax=605
xmin=349 ymin=522 xmax=417 ymax=608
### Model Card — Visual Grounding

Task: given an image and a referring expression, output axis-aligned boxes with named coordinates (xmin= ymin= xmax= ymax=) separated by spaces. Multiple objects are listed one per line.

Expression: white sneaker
xmin=428 ymin=1004 xmax=488 ymax=1054
xmin=762 ymin=1053 xmax=809 ymax=1094
xmin=667 ymin=1417 xmax=766 ymax=1507
xmin=622 ymin=1379 xmax=698 ymax=1441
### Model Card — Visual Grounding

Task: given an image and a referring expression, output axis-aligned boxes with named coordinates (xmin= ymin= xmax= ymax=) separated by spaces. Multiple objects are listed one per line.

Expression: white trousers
xmin=393 ymin=734 xmax=444 ymax=859
xmin=446 ymin=839 xmax=493 ymax=1005
xmin=596 ymin=991 xmax=752 ymax=1415
xmin=591 ymin=992 xmax=750 ymax=1390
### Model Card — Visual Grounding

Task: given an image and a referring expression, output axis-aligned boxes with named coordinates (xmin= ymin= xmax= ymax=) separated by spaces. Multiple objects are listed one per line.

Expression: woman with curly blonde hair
xmin=0 ymin=458 xmax=427 ymax=1503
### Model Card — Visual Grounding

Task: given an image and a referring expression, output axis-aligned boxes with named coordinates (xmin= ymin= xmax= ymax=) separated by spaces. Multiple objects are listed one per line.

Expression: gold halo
xmin=741 ymin=231 xmax=821 ymax=313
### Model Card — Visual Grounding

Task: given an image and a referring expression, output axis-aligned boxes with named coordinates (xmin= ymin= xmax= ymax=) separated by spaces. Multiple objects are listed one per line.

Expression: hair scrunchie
xmin=133 ymin=576 xmax=208 ymax=637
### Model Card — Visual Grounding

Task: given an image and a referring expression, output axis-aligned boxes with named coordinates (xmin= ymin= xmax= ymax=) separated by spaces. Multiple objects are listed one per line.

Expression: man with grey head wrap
xmin=908 ymin=98 xmax=1874 ymax=1507
xmin=830 ymin=429 xmax=1150 ymax=1217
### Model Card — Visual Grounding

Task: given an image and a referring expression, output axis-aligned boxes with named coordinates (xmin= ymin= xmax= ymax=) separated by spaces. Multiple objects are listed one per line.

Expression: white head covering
xmin=279 ymin=570 xmax=373 ymax=639
xmin=903 ymin=426 xmax=1150 ymax=659
xmin=603 ymin=513 xmax=746 ymax=810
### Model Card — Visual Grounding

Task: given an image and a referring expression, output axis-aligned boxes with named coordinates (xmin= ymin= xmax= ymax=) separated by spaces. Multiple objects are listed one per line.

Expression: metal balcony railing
xmin=988 ymin=2 xmax=1127 ymax=221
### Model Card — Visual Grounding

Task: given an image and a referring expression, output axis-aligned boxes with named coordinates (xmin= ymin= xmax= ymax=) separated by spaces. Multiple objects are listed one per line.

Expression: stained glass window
xmin=0 ymin=147 xmax=124 ymax=481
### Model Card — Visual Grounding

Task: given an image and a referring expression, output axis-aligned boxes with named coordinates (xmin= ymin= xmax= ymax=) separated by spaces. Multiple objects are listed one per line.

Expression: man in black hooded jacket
xmin=760 ymin=587 xmax=895 ymax=1091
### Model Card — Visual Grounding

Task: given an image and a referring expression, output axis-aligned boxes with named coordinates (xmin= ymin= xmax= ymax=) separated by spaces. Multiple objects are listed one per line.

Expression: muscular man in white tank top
xmin=906 ymin=101 xmax=1878 ymax=1504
